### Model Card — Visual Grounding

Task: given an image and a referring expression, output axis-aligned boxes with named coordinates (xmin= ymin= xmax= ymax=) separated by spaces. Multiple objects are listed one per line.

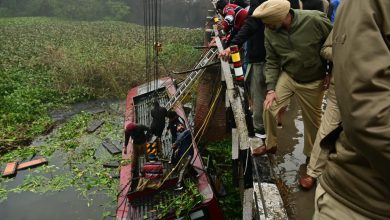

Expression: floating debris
xmin=102 ymin=140 xmax=121 ymax=155
xmin=2 ymin=161 xmax=18 ymax=177
xmin=103 ymin=161 xmax=120 ymax=168
xmin=87 ymin=120 xmax=105 ymax=133
xmin=17 ymin=158 xmax=48 ymax=170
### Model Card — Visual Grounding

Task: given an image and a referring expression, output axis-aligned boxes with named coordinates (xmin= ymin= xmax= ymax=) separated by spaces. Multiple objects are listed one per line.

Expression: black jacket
xmin=301 ymin=0 xmax=324 ymax=11
xmin=289 ymin=0 xmax=301 ymax=9
xmin=229 ymin=0 xmax=267 ymax=63
xmin=150 ymin=106 xmax=167 ymax=137
xmin=125 ymin=125 xmax=151 ymax=145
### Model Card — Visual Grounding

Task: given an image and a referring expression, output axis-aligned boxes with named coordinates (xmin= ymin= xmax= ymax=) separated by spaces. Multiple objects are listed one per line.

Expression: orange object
xmin=17 ymin=158 xmax=48 ymax=170
xmin=2 ymin=161 xmax=18 ymax=177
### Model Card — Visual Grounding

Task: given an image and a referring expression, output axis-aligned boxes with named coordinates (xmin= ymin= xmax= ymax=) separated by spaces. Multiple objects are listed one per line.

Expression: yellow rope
xmin=158 ymin=85 xmax=222 ymax=188
xmin=196 ymin=86 xmax=222 ymax=143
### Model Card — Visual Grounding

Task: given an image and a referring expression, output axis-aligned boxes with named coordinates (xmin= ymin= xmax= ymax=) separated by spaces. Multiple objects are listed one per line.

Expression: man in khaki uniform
xmin=299 ymin=29 xmax=341 ymax=189
xmin=251 ymin=0 xmax=332 ymax=156
xmin=315 ymin=0 xmax=390 ymax=219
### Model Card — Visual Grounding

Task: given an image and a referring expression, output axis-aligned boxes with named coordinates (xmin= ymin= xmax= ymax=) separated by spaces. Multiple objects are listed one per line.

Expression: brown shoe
xmin=251 ymin=145 xmax=277 ymax=156
xmin=299 ymin=175 xmax=316 ymax=190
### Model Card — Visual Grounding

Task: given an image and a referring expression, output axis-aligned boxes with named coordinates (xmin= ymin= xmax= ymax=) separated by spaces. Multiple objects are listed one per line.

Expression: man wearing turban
xmin=251 ymin=0 xmax=332 ymax=157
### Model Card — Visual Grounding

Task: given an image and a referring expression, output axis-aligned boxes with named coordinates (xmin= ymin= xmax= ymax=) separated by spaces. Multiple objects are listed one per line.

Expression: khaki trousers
xmin=263 ymin=72 xmax=324 ymax=156
xmin=307 ymin=81 xmax=341 ymax=178
xmin=314 ymin=183 xmax=371 ymax=220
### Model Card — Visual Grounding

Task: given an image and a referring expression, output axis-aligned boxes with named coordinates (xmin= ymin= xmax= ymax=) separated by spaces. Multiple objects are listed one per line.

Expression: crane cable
xmin=143 ymin=0 xmax=162 ymax=93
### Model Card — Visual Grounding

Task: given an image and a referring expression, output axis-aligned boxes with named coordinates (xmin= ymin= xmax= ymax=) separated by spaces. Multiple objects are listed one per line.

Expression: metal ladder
xmin=165 ymin=48 xmax=218 ymax=110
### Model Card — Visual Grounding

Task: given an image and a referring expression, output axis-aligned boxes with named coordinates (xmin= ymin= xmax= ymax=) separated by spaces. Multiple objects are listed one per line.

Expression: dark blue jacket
xmin=174 ymin=129 xmax=194 ymax=158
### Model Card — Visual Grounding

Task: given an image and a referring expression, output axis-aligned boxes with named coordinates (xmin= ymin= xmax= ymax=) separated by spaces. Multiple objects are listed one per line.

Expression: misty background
xmin=0 ymin=0 xmax=211 ymax=27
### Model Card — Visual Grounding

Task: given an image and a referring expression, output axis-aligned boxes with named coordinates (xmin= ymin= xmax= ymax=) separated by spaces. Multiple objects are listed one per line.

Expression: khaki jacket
xmin=264 ymin=9 xmax=332 ymax=90
xmin=320 ymin=0 xmax=390 ymax=219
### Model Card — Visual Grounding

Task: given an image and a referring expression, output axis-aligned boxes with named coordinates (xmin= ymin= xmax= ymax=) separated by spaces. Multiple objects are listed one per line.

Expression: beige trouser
xmin=263 ymin=72 xmax=324 ymax=156
xmin=307 ymin=81 xmax=341 ymax=178
xmin=314 ymin=183 xmax=371 ymax=220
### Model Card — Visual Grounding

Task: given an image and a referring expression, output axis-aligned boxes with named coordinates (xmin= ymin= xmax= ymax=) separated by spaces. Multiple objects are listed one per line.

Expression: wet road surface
xmin=272 ymin=97 xmax=316 ymax=220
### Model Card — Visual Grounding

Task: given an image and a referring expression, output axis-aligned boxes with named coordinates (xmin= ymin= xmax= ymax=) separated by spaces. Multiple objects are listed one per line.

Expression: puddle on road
xmin=273 ymin=98 xmax=306 ymax=190
xmin=271 ymin=97 xmax=316 ymax=220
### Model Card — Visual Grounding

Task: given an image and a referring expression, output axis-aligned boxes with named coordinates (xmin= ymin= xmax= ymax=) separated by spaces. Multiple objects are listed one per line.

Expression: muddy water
xmin=0 ymin=99 xmax=125 ymax=220
xmin=1 ymin=189 xmax=110 ymax=220
xmin=272 ymin=97 xmax=316 ymax=220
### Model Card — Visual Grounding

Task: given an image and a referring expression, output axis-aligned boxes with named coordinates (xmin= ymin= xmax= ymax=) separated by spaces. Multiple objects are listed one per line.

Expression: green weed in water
xmin=0 ymin=17 xmax=203 ymax=150
xmin=205 ymin=140 xmax=242 ymax=219
xmin=145 ymin=180 xmax=203 ymax=219
xmin=0 ymin=111 xmax=122 ymax=218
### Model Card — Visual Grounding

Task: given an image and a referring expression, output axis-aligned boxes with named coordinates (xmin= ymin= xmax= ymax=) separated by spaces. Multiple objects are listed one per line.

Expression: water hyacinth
xmin=0 ymin=17 xmax=203 ymax=149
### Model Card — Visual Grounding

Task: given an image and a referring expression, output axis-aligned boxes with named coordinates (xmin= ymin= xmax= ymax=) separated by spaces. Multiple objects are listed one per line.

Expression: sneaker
xmin=255 ymin=133 xmax=266 ymax=139
xmin=174 ymin=183 xmax=183 ymax=191
xmin=254 ymin=128 xmax=266 ymax=139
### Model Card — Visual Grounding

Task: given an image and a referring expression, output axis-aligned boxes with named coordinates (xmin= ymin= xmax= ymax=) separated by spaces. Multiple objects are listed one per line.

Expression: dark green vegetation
xmin=0 ymin=17 xmax=203 ymax=150
xmin=205 ymin=140 xmax=242 ymax=219
xmin=149 ymin=180 xmax=203 ymax=219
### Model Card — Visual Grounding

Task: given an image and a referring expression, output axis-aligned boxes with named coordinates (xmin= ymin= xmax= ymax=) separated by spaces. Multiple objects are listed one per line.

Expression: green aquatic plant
xmin=205 ymin=140 xmax=242 ymax=219
xmin=0 ymin=112 xmax=121 ymax=218
xmin=148 ymin=180 xmax=204 ymax=219
xmin=0 ymin=17 xmax=203 ymax=150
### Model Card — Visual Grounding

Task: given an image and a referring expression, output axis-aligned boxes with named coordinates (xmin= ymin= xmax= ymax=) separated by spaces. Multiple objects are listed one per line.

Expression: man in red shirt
xmin=216 ymin=0 xmax=248 ymax=44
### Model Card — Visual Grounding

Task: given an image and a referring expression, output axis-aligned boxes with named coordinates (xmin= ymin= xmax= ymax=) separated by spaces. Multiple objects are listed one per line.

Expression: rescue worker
xmin=124 ymin=122 xmax=151 ymax=162
xmin=150 ymin=100 xmax=167 ymax=138
xmin=299 ymin=29 xmax=340 ymax=189
xmin=252 ymin=0 xmax=332 ymax=156
xmin=215 ymin=0 xmax=248 ymax=45
xmin=314 ymin=0 xmax=390 ymax=219
xmin=166 ymin=110 xmax=185 ymax=144
xmin=172 ymin=123 xmax=194 ymax=190
xmin=124 ymin=122 xmax=151 ymax=146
